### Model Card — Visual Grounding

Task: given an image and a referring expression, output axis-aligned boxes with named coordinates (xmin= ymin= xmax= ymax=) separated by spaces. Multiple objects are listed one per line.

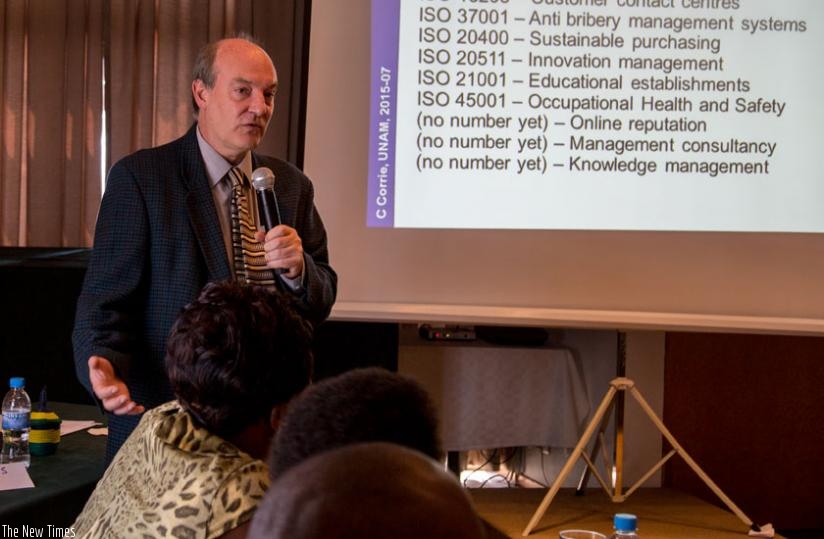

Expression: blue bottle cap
xmin=9 ymin=377 xmax=25 ymax=389
xmin=614 ymin=513 xmax=637 ymax=532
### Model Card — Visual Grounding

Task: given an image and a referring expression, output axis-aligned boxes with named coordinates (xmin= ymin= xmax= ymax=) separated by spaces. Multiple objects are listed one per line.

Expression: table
xmin=399 ymin=343 xmax=591 ymax=451
xmin=0 ymin=402 xmax=107 ymax=527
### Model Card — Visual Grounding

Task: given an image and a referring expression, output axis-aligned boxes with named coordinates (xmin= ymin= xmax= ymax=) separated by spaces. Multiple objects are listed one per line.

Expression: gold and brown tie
xmin=228 ymin=167 xmax=275 ymax=286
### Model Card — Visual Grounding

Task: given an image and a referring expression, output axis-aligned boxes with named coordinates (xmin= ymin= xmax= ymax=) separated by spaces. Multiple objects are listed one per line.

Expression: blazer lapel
xmin=180 ymin=126 xmax=232 ymax=281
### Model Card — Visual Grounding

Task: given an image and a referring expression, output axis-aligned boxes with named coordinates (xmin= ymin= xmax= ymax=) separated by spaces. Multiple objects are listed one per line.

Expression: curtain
xmin=0 ymin=0 xmax=303 ymax=248
xmin=1 ymin=0 xmax=105 ymax=247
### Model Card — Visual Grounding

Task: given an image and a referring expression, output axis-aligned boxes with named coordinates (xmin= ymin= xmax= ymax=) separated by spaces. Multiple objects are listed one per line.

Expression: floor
xmin=457 ymin=452 xmax=822 ymax=539
xmin=467 ymin=487 xmax=788 ymax=539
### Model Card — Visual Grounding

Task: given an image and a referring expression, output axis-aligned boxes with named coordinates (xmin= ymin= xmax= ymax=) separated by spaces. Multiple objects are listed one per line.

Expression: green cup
xmin=29 ymin=410 xmax=62 ymax=456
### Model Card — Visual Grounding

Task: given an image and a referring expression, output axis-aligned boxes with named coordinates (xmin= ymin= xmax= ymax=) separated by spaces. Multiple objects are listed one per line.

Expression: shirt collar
xmin=196 ymin=126 xmax=253 ymax=186
xmin=154 ymin=401 xmax=245 ymax=457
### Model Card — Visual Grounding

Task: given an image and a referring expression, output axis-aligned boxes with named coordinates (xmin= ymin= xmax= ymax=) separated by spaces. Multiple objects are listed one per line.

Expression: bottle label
xmin=2 ymin=411 xmax=30 ymax=430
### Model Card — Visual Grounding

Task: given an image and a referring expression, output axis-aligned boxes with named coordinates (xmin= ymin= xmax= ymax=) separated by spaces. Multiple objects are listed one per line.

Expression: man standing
xmin=73 ymin=36 xmax=336 ymax=462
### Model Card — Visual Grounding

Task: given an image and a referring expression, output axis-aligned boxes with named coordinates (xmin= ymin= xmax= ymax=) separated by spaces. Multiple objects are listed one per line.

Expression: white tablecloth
xmin=399 ymin=345 xmax=591 ymax=450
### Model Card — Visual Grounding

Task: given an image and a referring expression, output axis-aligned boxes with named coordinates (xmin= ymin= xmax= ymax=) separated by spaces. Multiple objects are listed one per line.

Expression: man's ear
xmin=192 ymin=79 xmax=208 ymax=110
xmin=270 ymin=402 xmax=289 ymax=431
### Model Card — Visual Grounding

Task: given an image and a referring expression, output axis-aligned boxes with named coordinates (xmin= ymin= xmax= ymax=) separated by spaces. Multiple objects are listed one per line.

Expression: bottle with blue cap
xmin=1 ymin=376 xmax=32 ymax=466
xmin=609 ymin=513 xmax=638 ymax=539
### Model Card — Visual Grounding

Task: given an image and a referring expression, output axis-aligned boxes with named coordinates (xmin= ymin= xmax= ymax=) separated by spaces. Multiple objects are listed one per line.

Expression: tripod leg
xmin=522 ymin=385 xmax=618 ymax=536
xmin=628 ymin=386 xmax=756 ymax=530
xmin=614 ymin=386 xmax=626 ymax=497
xmin=575 ymin=399 xmax=615 ymax=494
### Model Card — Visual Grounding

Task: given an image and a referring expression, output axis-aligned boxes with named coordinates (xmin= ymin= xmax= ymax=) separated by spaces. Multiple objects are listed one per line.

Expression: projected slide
xmin=367 ymin=0 xmax=824 ymax=231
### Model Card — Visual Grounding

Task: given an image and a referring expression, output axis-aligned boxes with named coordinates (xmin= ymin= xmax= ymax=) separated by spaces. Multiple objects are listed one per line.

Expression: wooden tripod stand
xmin=521 ymin=377 xmax=764 ymax=537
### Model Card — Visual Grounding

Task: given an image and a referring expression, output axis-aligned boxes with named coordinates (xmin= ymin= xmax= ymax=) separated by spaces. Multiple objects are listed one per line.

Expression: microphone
xmin=251 ymin=167 xmax=282 ymax=231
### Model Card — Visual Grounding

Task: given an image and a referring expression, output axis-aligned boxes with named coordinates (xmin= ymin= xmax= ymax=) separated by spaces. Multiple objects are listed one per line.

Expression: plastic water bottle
xmin=609 ymin=513 xmax=638 ymax=539
xmin=1 ymin=377 xmax=32 ymax=466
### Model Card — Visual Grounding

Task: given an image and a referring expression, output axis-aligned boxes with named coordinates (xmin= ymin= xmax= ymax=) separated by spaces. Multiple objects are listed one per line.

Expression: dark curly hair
xmin=269 ymin=367 xmax=442 ymax=477
xmin=165 ymin=281 xmax=313 ymax=439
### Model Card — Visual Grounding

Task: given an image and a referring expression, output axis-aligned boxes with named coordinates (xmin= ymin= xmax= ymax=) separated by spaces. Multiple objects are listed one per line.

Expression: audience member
xmin=70 ymin=281 xmax=314 ymax=539
xmin=268 ymin=367 xmax=442 ymax=477
xmin=249 ymin=442 xmax=488 ymax=539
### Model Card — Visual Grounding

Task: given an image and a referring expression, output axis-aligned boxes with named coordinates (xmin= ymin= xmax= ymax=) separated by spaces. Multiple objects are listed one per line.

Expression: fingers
xmin=96 ymin=384 xmax=121 ymax=402
xmin=100 ymin=392 xmax=126 ymax=411
xmin=113 ymin=400 xmax=145 ymax=416
xmin=263 ymin=225 xmax=299 ymax=245
xmin=89 ymin=356 xmax=115 ymax=397
xmin=101 ymin=391 xmax=144 ymax=415
xmin=87 ymin=355 xmax=144 ymax=415
xmin=260 ymin=229 xmax=304 ymax=276
xmin=99 ymin=387 xmax=126 ymax=410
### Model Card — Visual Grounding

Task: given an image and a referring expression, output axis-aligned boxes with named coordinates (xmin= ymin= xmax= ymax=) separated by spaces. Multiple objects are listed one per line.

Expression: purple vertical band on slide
xmin=366 ymin=0 xmax=400 ymax=227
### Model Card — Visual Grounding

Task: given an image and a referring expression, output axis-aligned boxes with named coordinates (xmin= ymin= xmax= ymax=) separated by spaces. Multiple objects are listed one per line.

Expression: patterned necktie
xmin=228 ymin=167 xmax=275 ymax=286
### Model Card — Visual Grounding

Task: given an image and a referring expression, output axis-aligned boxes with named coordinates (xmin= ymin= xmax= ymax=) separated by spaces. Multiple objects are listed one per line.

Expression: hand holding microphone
xmin=251 ymin=167 xmax=304 ymax=278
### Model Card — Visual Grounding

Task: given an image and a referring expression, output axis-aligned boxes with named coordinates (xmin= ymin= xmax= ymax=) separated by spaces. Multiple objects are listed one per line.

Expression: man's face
xmin=194 ymin=39 xmax=278 ymax=164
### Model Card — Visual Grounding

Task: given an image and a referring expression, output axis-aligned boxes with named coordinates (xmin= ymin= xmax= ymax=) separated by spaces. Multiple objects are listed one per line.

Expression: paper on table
xmin=60 ymin=420 xmax=102 ymax=436
xmin=0 ymin=462 xmax=35 ymax=491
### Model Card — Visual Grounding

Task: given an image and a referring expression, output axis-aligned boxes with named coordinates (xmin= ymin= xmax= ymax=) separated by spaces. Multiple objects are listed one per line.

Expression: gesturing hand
xmin=88 ymin=356 xmax=145 ymax=415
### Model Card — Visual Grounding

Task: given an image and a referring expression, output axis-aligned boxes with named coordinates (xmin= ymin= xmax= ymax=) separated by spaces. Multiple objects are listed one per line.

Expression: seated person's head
xmin=70 ymin=281 xmax=315 ymax=538
xmin=269 ymin=367 xmax=442 ymax=477
xmin=249 ymin=442 xmax=487 ymax=539
xmin=166 ymin=280 xmax=314 ymax=446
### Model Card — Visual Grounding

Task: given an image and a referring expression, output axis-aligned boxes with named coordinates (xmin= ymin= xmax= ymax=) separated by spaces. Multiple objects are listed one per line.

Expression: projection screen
xmin=303 ymin=0 xmax=824 ymax=335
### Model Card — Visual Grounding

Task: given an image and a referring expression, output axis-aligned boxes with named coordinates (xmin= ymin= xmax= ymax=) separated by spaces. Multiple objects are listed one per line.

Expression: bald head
xmin=249 ymin=443 xmax=487 ymax=539
xmin=191 ymin=35 xmax=277 ymax=163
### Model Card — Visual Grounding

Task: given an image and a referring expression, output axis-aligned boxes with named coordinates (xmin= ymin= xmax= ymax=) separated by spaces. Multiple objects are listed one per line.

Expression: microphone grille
xmin=251 ymin=167 xmax=276 ymax=190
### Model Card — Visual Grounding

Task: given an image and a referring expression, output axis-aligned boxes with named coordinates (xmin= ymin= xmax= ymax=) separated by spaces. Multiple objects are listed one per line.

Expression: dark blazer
xmin=72 ymin=124 xmax=337 ymax=459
